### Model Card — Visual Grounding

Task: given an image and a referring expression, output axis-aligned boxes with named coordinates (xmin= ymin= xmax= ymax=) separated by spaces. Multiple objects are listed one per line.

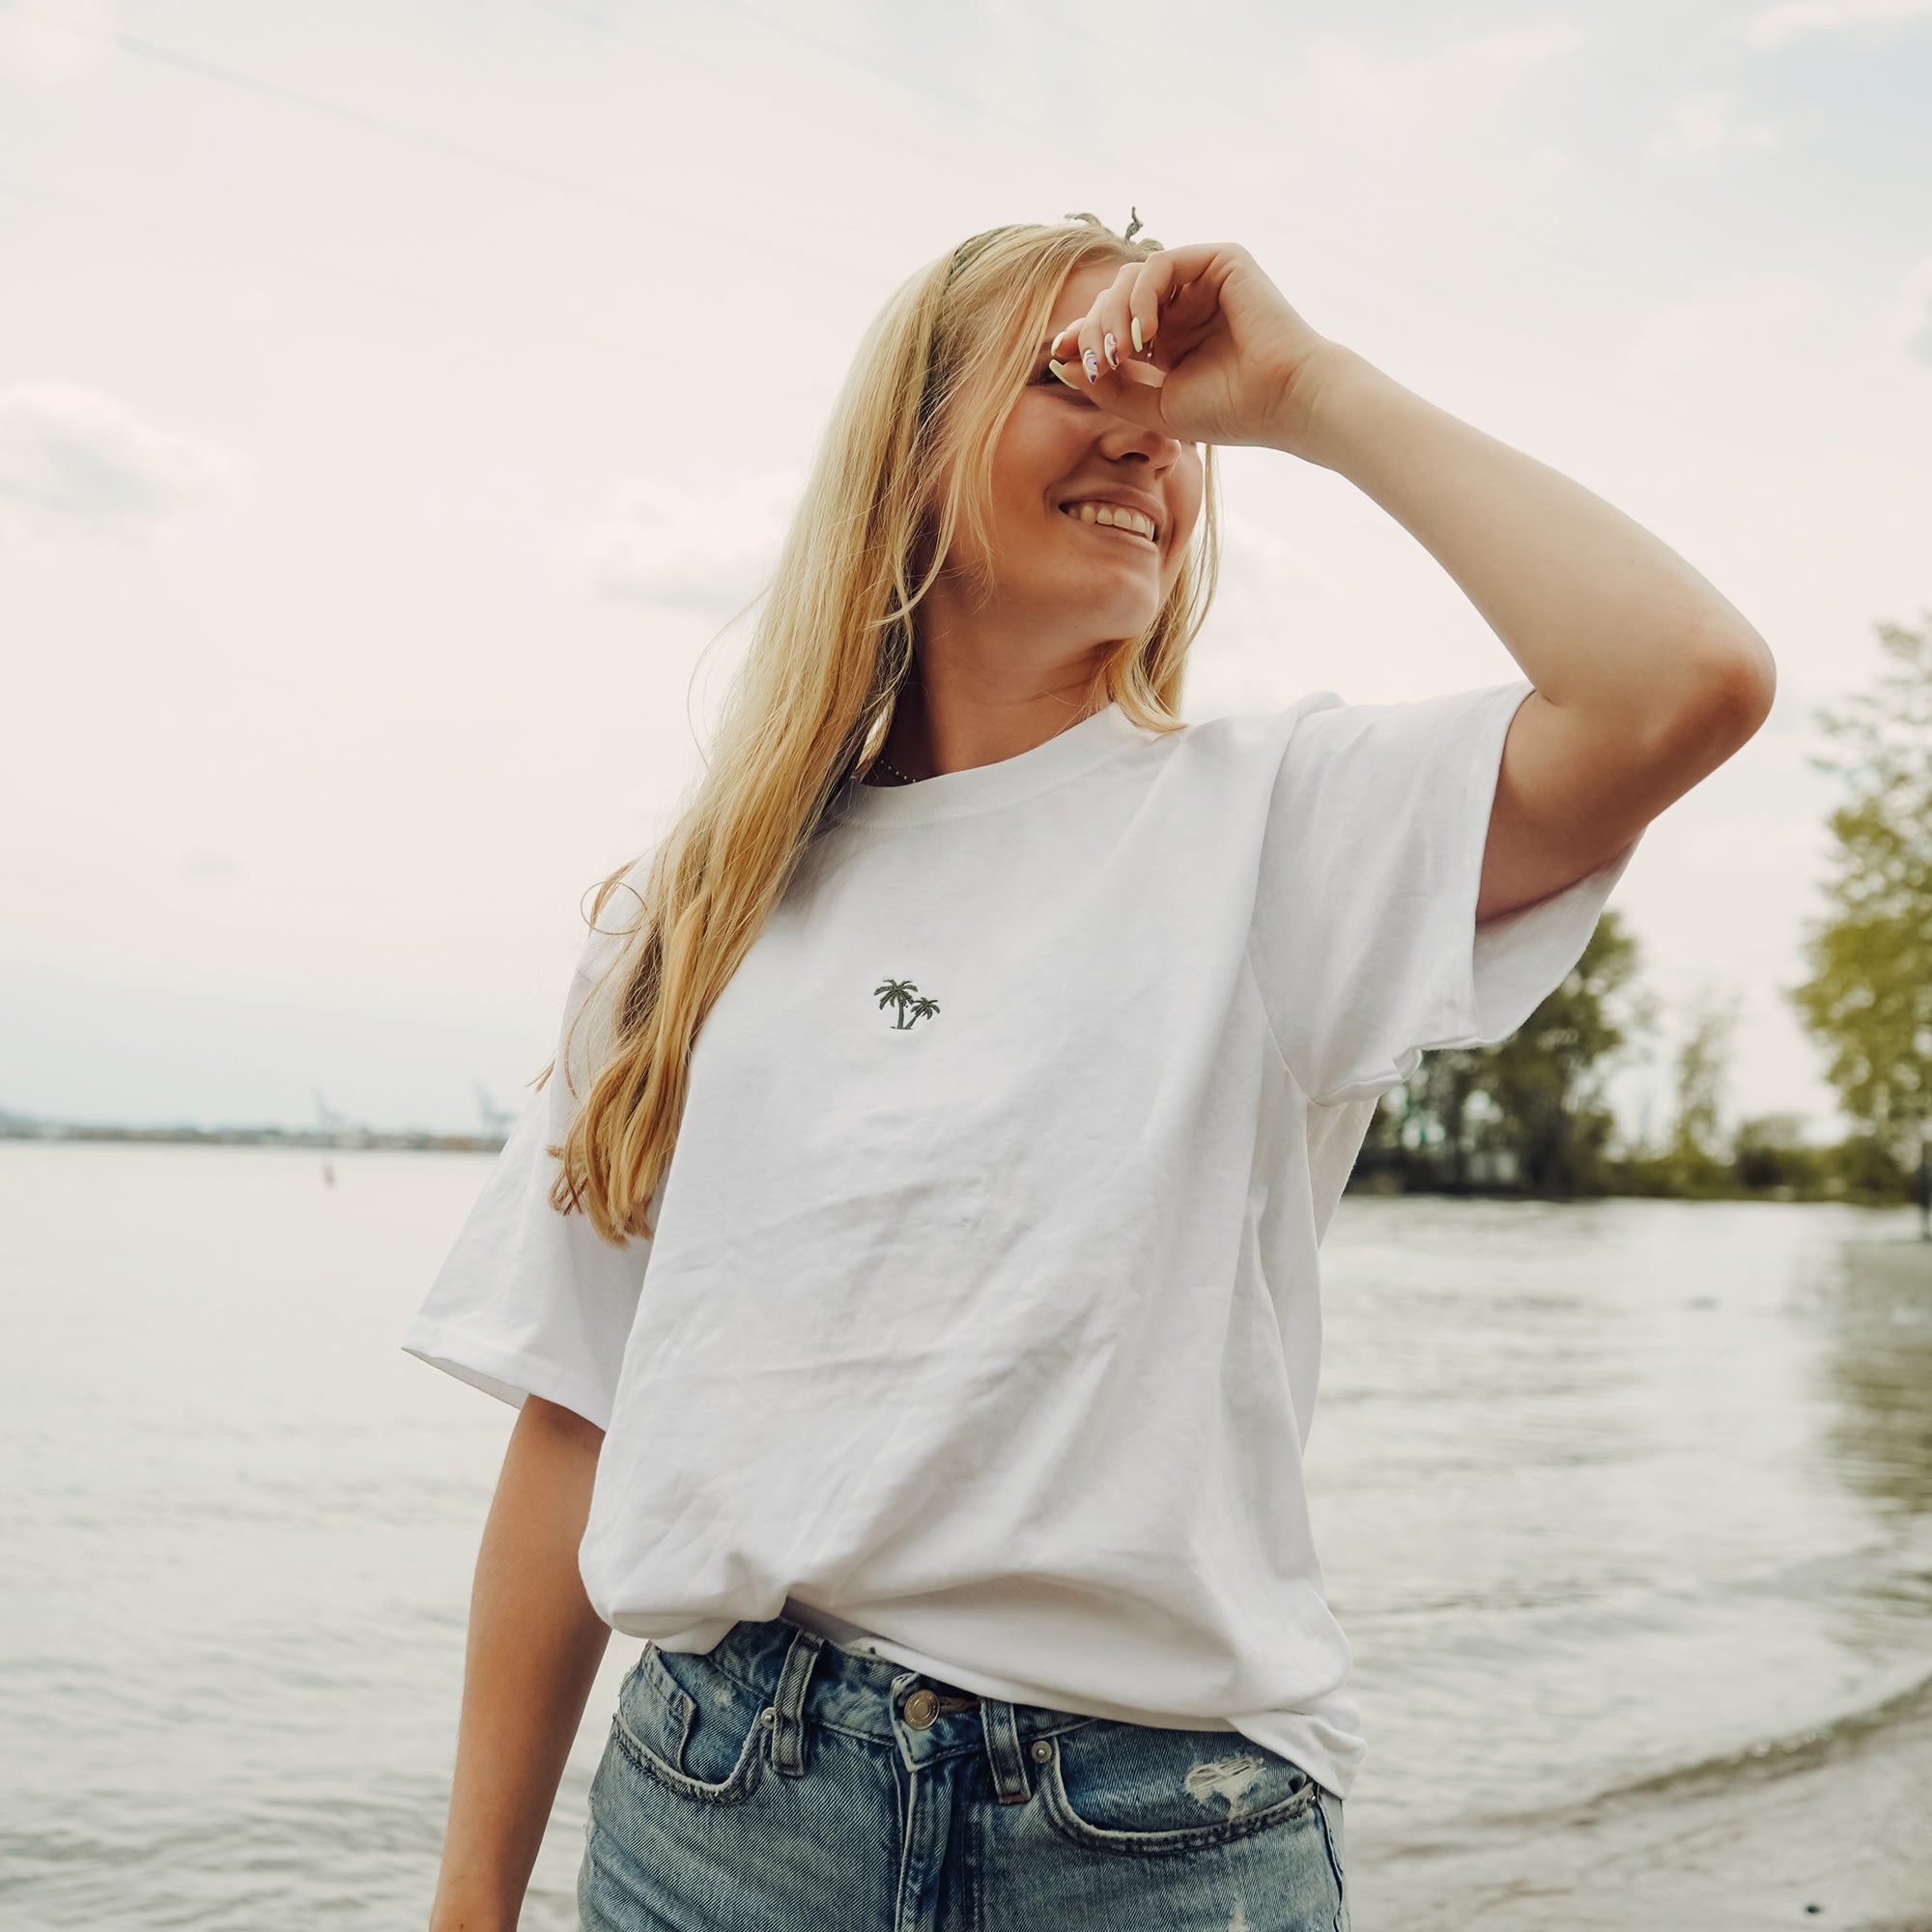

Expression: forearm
xmin=1287 ymin=345 xmax=1774 ymax=723
xmin=429 ymin=1398 xmax=613 ymax=1932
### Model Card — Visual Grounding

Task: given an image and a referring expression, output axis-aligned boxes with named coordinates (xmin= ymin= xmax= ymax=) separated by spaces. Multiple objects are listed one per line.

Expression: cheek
xmin=1167 ymin=464 xmax=1207 ymax=550
xmin=1177 ymin=455 xmax=1207 ymax=524
xmin=991 ymin=402 xmax=1088 ymax=516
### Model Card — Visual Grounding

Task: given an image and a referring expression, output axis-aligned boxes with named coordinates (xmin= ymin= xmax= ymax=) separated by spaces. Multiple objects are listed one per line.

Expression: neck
xmin=875 ymin=590 xmax=1112 ymax=781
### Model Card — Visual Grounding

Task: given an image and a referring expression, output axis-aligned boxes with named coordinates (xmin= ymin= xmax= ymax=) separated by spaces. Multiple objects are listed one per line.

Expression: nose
xmin=1096 ymin=412 xmax=1182 ymax=471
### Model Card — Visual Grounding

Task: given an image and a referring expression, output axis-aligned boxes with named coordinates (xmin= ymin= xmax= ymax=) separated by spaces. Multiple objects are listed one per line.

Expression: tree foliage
xmin=1670 ymin=987 xmax=1740 ymax=1165
xmin=1789 ymin=612 xmax=1932 ymax=1168
xmin=1371 ymin=907 xmax=1652 ymax=1195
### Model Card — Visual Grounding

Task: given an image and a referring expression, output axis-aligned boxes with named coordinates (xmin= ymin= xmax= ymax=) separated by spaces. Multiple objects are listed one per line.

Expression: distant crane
xmin=476 ymin=1084 xmax=519 ymax=1140
xmin=313 ymin=1087 xmax=349 ymax=1134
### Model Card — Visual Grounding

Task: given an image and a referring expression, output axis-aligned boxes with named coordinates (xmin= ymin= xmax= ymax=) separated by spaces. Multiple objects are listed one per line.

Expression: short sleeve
xmin=399 ymin=873 xmax=654 ymax=1432
xmin=1248 ymin=677 xmax=1641 ymax=1108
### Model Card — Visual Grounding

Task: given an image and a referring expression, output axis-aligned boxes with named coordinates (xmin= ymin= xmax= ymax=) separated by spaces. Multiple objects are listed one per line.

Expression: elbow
xmin=1685 ymin=620 xmax=1777 ymax=753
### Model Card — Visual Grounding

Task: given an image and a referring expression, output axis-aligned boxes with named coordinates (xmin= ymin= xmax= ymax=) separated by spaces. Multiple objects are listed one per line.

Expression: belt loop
xmin=980 ymin=1696 xmax=1032 ymax=1804
xmin=768 ymin=1624 xmax=825 ymax=1777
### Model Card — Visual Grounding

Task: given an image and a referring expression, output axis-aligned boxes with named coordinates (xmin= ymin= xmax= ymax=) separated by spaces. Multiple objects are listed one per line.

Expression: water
xmin=1 ymin=1144 xmax=1927 ymax=1928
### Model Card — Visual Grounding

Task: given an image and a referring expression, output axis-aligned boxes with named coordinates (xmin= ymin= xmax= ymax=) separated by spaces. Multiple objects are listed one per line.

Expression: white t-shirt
xmin=402 ymin=676 xmax=1638 ymax=1800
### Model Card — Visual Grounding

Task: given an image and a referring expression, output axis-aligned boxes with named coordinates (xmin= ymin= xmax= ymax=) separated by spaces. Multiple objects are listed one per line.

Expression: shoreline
xmin=1358 ymin=1674 xmax=1932 ymax=1929
xmin=0 ymin=1123 xmax=507 ymax=1152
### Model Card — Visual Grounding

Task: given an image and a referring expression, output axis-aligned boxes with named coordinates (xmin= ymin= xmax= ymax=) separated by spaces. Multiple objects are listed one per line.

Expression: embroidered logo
xmin=874 ymin=978 xmax=940 ymax=1031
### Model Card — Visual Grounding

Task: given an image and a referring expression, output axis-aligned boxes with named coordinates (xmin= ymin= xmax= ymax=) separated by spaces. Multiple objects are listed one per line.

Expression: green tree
xmin=1378 ymin=907 xmax=1653 ymax=1195
xmin=1789 ymin=612 xmax=1932 ymax=1228
xmin=1653 ymin=986 xmax=1741 ymax=1196
xmin=1671 ymin=988 xmax=1739 ymax=1160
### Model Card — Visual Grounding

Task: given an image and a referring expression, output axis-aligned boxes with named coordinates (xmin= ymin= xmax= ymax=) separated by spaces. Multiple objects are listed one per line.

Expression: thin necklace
xmin=872 ymin=754 xmax=922 ymax=785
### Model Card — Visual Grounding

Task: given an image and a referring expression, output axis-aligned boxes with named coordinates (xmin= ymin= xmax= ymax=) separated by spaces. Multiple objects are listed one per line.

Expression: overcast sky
xmin=1 ymin=0 xmax=1928 ymax=1138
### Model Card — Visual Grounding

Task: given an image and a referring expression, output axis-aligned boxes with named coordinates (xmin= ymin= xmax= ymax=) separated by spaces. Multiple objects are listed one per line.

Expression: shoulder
xmin=1162 ymin=691 xmax=1349 ymax=771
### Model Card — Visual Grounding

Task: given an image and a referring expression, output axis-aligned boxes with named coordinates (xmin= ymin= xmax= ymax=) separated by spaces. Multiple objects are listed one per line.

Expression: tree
xmin=1789 ymin=611 xmax=1932 ymax=1230
xmin=1670 ymin=987 xmax=1740 ymax=1164
xmin=1378 ymin=906 xmax=1653 ymax=1195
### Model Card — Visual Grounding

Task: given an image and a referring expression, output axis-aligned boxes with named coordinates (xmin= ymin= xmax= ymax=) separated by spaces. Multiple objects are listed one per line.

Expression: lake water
xmin=2 ymin=1142 xmax=1927 ymax=1927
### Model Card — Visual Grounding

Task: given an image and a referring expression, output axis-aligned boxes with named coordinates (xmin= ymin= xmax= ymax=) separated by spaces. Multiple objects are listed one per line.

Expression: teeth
xmin=1062 ymin=502 xmax=1156 ymax=540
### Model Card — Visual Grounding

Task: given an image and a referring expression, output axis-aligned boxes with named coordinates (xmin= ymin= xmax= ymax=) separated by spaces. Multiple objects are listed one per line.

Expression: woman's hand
xmin=1049 ymin=242 xmax=1344 ymax=458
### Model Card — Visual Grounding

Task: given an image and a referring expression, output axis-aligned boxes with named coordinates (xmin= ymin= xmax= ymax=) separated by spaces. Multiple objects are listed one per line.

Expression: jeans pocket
xmin=609 ymin=1640 xmax=769 ymax=1805
xmin=1037 ymin=1719 xmax=1321 ymax=1857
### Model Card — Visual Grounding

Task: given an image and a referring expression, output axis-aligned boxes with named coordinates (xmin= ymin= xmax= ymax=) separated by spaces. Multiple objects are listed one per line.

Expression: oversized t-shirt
xmin=402 ymin=676 xmax=1639 ymax=1800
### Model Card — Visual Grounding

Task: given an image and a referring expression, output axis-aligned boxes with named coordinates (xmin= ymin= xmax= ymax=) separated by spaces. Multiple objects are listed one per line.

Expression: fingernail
xmin=1130 ymin=317 xmax=1143 ymax=354
xmin=1047 ymin=358 xmax=1080 ymax=390
xmin=1103 ymin=330 xmax=1119 ymax=369
xmin=1050 ymin=327 xmax=1069 ymax=356
xmin=1082 ymin=348 xmax=1100 ymax=384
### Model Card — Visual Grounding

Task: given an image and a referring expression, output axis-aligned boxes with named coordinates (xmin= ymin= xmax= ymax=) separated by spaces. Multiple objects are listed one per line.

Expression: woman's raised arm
xmin=1054 ymin=242 xmax=1777 ymax=923
xmin=1284 ymin=343 xmax=1774 ymax=922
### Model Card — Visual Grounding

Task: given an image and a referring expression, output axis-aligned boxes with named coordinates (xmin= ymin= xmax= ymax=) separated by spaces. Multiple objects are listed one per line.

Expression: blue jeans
xmin=577 ymin=1612 xmax=1350 ymax=1931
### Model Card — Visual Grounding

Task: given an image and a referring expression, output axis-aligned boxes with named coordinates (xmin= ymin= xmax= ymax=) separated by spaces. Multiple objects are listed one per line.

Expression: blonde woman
xmin=404 ymin=215 xmax=1774 ymax=1931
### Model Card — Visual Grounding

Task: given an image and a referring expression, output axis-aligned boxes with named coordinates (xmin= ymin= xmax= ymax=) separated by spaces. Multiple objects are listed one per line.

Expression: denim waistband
xmin=684 ymin=1612 xmax=1102 ymax=1797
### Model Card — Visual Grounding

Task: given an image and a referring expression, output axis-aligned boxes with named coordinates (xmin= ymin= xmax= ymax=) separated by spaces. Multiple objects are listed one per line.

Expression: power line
xmin=696 ymin=0 xmax=1130 ymax=173
xmin=5 ymin=3 xmax=879 ymax=292
xmin=0 ymin=171 xmax=662 ymax=366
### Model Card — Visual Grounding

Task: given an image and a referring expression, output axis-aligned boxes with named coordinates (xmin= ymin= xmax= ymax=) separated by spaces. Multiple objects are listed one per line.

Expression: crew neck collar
xmin=833 ymin=702 xmax=1150 ymax=828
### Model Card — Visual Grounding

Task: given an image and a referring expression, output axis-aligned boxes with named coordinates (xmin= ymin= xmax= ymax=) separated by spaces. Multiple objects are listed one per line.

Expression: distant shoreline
xmin=3 ymin=1126 xmax=1924 ymax=1215
xmin=0 ymin=1122 xmax=508 ymax=1153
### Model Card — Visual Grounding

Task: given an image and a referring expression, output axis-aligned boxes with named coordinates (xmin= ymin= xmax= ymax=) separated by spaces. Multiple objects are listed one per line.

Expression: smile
xmin=1060 ymin=501 xmax=1158 ymax=545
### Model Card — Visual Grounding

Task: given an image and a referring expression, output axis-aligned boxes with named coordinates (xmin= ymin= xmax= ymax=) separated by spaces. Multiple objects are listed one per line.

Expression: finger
xmin=1047 ymin=315 xmax=1094 ymax=374
xmin=1044 ymin=339 xmax=1165 ymax=434
xmin=1127 ymin=253 xmax=1177 ymax=358
xmin=1091 ymin=260 xmax=1140 ymax=376
xmin=1085 ymin=348 xmax=1173 ymax=435
xmin=1068 ymin=262 xmax=1145 ymax=390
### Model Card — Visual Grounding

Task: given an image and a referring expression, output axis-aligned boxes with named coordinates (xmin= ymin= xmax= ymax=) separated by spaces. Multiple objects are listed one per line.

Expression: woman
xmin=404 ymin=214 xmax=1774 ymax=1931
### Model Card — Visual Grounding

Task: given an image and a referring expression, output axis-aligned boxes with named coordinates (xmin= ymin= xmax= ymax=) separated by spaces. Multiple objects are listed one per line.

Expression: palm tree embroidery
xmin=875 ymin=978 xmax=940 ymax=1030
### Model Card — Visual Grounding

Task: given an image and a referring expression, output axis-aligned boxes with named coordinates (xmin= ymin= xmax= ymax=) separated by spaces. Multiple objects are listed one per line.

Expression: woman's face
xmin=942 ymin=257 xmax=1205 ymax=657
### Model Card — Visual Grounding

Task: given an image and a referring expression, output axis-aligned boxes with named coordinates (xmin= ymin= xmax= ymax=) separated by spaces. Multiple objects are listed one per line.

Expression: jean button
xmin=901 ymin=1688 xmax=940 ymax=1728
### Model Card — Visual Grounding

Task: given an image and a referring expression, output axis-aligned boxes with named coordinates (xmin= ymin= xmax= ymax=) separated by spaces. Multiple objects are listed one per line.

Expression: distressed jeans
xmin=577 ymin=1611 xmax=1350 ymax=1932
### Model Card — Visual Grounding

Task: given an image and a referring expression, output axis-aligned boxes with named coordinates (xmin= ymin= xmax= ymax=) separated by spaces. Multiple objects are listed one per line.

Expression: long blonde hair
xmin=548 ymin=216 xmax=1225 ymax=1242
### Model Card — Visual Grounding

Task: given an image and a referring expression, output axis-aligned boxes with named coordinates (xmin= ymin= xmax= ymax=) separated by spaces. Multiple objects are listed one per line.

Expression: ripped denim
xmin=577 ymin=1610 xmax=1349 ymax=1932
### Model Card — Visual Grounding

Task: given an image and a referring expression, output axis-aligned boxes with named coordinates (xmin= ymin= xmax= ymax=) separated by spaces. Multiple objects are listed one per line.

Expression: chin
xmin=1025 ymin=562 xmax=1159 ymax=635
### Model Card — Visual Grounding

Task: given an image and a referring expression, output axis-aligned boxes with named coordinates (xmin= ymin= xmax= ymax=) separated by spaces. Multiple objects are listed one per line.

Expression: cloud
xmin=1179 ymin=505 xmax=1348 ymax=718
xmin=0 ymin=384 xmax=243 ymax=539
xmin=179 ymin=848 xmax=245 ymax=885
xmin=1650 ymin=89 xmax=1781 ymax=159
xmin=1744 ymin=0 xmax=1932 ymax=48
xmin=565 ymin=469 xmax=800 ymax=609
xmin=0 ymin=0 xmax=111 ymax=79
xmin=1295 ymin=19 xmax=1585 ymax=148
xmin=1900 ymin=258 xmax=1932 ymax=368
xmin=1627 ymin=291 xmax=1772 ymax=376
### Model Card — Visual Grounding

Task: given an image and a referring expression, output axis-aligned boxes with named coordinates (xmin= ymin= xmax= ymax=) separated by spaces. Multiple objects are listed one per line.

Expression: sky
xmin=1 ymin=0 xmax=1928 ymax=1140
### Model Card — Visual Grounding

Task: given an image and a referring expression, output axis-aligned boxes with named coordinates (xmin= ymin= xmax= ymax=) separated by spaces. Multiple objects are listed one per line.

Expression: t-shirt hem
xmin=399 ymin=1322 xmax=614 ymax=1434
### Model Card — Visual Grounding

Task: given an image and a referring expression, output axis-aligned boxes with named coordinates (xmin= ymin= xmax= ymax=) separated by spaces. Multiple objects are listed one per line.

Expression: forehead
xmin=1047 ymin=256 xmax=1128 ymax=323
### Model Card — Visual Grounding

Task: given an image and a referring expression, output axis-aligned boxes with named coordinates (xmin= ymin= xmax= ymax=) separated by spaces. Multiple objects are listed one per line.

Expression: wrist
xmin=1266 ymin=341 xmax=1393 ymax=469
xmin=430 ymin=1869 xmax=522 ymax=1932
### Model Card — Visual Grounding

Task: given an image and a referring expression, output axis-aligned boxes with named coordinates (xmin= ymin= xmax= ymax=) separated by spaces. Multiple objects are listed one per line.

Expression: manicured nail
xmin=1130 ymin=317 xmax=1143 ymax=354
xmin=1047 ymin=358 xmax=1080 ymax=390
xmin=1050 ymin=327 xmax=1069 ymax=356
xmin=1082 ymin=348 xmax=1100 ymax=384
xmin=1103 ymin=330 xmax=1119 ymax=369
